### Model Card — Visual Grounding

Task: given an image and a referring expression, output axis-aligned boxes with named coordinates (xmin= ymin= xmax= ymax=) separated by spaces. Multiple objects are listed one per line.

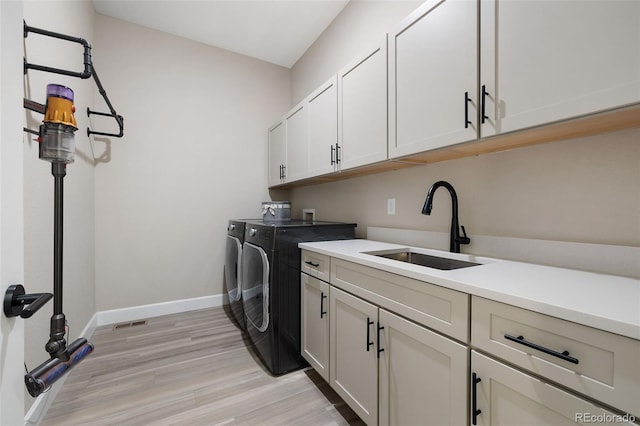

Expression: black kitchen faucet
xmin=421 ymin=181 xmax=470 ymax=253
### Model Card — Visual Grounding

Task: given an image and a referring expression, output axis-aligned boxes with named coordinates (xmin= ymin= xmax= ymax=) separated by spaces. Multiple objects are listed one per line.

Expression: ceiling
xmin=92 ymin=0 xmax=350 ymax=68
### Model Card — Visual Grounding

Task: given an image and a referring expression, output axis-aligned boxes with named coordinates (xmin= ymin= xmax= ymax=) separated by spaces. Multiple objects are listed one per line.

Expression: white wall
xmin=22 ymin=0 xmax=96 ymax=413
xmin=93 ymin=15 xmax=290 ymax=311
xmin=1 ymin=1 xmax=26 ymax=423
xmin=287 ymin=0 xmax=640 ymax=268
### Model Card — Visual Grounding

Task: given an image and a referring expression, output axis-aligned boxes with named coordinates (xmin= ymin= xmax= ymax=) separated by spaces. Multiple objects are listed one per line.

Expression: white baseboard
xmin=24 ymin=294 xmax=226 ymax=425
xmin=95 ymin=294 xmax=226 ymax=327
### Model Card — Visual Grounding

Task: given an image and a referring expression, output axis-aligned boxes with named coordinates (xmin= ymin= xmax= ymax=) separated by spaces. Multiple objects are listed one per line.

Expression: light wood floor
xmin=41 ymin=307 xmax=364 ymax=426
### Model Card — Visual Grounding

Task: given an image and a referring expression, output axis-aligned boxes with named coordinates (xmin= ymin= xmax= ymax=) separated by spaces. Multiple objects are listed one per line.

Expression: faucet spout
xmin=421 ymin=180 xmax=470 ymax=253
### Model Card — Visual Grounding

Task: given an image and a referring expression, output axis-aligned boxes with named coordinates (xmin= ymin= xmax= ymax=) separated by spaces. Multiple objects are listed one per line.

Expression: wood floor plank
xmin=40 ymin=307 xmax=364 ymax=426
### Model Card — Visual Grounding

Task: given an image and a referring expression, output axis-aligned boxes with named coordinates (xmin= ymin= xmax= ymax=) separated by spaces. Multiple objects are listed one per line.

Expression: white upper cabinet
xmin=338 ymin=39 xmax=388 ymax=171
xmin=480 ymin=0 xmax=640 ymax=137
xmin=284 ymin=100 xmax=308 ymax=183
xmin=307 ymin=76 xmax=338 ymax=177
xmin=389 ymin=0 xmax=478 ymax=159
xmin=267 ymin=120 xmax=285 ymax=187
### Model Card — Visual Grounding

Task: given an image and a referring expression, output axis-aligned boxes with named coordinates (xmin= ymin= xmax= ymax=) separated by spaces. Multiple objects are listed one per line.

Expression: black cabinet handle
xmin=366 ymin=318 xmax=374 ymax=351
xmin=320 ymin=292 xmax=327 ymax=318
xmin=504 ymin=334 xmax=579 ymax=364
xmin=472 ymin=372 xmax=482 ymax=425
xmin=464 ymin=91 xmax=472 ymax=128
xmin=282 ymin=164 xmax=286 ymax=179
xmin=335 ymin=143 xmax=341 ymax=164
xmin=481 ymin=85 xmax=489 ymax=124
xmin=330 ymin=145 xmax=335 ymax=165
xmin=376 ymin=322 xmax=384 ymax=358
xmin=305 ymin=261 xmax=320 ymax=268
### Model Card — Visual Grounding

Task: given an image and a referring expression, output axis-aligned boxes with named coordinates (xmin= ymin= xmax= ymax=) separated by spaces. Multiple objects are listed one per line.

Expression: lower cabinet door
xmin=301 ymin=273 xmax=330 ymax=381
xmin=378 ymin=309 xmax=468 ymax=426
xmin=471 ymin=351 xmax=636 ymax=426
xmin=330 ymin=287 xmax=379 ymax=426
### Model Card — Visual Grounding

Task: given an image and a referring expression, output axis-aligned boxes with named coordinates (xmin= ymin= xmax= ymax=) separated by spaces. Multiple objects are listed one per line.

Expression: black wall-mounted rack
xmin=23 ymin=21 xmax=124 ymax=139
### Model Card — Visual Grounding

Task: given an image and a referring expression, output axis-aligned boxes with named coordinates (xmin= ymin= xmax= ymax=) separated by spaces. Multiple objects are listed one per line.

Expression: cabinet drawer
xmin=471 ymin=296 xmax=640 ymax=417
xmin=301 ymin=250 xmax=330 ymax=281
xmin=471 ymin=351 xmax=637 ymax=426
xmin=331 ymin=258 xmax=469 ymax=342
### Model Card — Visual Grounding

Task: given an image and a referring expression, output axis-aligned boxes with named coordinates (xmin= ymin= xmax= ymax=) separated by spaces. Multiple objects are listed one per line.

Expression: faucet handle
xmin=457 ymin=225 xmax=471 ymax=245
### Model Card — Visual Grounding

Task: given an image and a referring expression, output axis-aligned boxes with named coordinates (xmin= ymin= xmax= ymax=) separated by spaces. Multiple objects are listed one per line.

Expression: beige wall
xmin=93 ymin=15 xmax=290 ymax=311
xmin=23 ymin=0 xmax=96 ymax=412
xmin=290 ymin=129 xmax=640 ymax=247
xmin=287 ymin=0 xmax=640 ymax=250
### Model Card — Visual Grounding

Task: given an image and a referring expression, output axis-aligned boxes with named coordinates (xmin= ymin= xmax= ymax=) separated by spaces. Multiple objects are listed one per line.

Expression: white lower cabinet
xmin=471 ymin=296 xmax=640 ymax=419
xmin=378 ymin=309 xmax=468 ymax=426
xmin=302 ymin=252 xmax=639 ymax=425
xmin=329 ymin=285 xmax=468 ymax=426
xmin=330 ymin=286 xmax=379 ymax=426
xmin=301 ymin=273 xmax=330 ymax=382
xmin=471 ymin=351 xmax=636 ymax=426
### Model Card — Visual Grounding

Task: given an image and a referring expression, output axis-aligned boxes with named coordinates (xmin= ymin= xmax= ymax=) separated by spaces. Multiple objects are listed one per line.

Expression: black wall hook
xmin=3 ymin=284 xmax=52 ymax=319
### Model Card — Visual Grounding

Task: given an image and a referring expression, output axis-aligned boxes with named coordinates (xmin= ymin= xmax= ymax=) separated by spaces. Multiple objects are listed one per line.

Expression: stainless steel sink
xmin=367 ymin=250 xmax=480 ymax=270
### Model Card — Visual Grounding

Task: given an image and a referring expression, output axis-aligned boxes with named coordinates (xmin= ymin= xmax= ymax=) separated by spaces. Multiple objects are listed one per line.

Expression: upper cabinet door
xmin=480 ymin=0 xmax=640 ymax=137
xmin=389 ymin=0 xmax=478 ymax=159
xmin=307 ymin=76 xmax=338 ymax=177
xmin=268 ymin=120 xmax=285 ymax=187
xmin=284 ymin=100 xmax=308 ymax=183
xmin=338 ymin=39 xmax=388 ymax=171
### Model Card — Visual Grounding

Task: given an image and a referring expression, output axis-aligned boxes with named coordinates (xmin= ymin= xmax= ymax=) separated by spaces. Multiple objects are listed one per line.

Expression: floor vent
xmin=114 ymin=320 xmax=148 ymax=330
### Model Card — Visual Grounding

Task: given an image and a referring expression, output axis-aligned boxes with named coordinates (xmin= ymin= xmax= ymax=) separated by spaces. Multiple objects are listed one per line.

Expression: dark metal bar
xmin=24 ymin=127 xmax=39 ymax=135
xmin=376 ymin=323 xmax=384 ymax=358
xmin=52 ymin=163 xmax=66 ymax=315
xmin=366 ymin=318 xmax=374 ymax=351
xmin=23 ymin=22 xmax=92 ymax=79
xmin=481 ymin=85 xmax=489 ymax=124
xmin=472 ymin=372 xmax=482 ymax=425
xmin=87 ymin=66 xmax=124 ymax=138
xmin=320 ymin=292 xmax=327 ymax=318
xmin=465 ymin=91 xmax=472 ymax=128
xmin=504 ymin=334 xmax=579 ymax=364
xmin=24 ymin=98 xmax=45 ymax=114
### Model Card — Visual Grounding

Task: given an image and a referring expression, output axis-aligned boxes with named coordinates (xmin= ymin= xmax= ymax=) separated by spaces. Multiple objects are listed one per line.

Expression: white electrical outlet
xmin=387 ymin=198 xmax=396 ymax=215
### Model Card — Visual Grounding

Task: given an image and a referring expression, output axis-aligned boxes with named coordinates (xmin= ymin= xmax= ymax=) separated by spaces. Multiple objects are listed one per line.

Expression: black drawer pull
xmin=464 ymin=91 xmax=472 ymax=128
xmin=320 ymin=292 xmax=327 ymax=318
xmin=376 ymin=322 xmax=384 ymax=358
xmin=471 ymin=372 xmax=482 ymax=425
xmin=366 ymin=318 xmax=374 ymax=351
xmin=481 ymin=85 xmax=489 ymax=124
xmin=304 ymin=261 xmax=320 ymax=268
xmin=504 ymin=334 xmax=579 ymax=364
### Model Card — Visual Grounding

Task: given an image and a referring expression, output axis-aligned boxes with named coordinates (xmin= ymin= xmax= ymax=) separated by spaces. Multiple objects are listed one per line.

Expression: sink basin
xmin=367 ymin=250 xmax=481 ymax=270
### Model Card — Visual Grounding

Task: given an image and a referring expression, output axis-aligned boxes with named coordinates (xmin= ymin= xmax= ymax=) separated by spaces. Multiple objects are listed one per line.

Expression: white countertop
xmin=299 ymin=239 xmax=640 ymax=340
